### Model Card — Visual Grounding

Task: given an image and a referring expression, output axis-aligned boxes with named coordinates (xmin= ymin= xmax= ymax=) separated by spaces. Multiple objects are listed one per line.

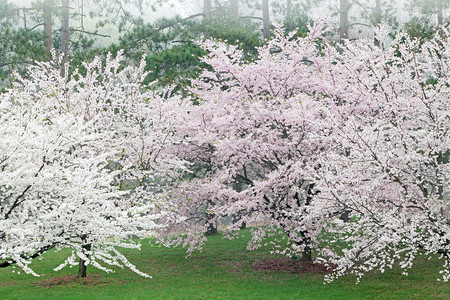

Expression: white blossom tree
xmin=308 ymin=27 xmax=450 ymax=283
xmin=0 ymin=52 xmax=188 ymax=277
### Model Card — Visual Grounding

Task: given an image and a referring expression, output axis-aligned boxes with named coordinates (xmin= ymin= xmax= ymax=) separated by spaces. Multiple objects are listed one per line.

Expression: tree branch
xmin=239 ymin=16 xmax=263 ymax=21
xmin=70 ymin=28 xmax=111 ymax=38
xmin=3 ymin=157 xmax=46 ymax=220
xmin=0 ymin=244 xmax=56 ymax=268
xmin=134 ymin=13 xmax=204 ymax=44
xmin=27 ymin=23 xmax=44 ymax=31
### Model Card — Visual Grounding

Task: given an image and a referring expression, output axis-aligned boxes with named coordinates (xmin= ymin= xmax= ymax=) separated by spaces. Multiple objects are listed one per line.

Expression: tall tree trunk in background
xmin=375 ymin=0 xmax=381 ymax=23
xmin=339 ymin=0 xmax=349 ymax=41
xmin=286 ymin=0 xmax=292 ymax=19
xmin=43 ymin=0 xmax=53 ymax=55
xmin=230 ymin=0 xmax=238 ymax=19
xmin=203 ymin=0 xmax=212 ymax=22
xmin=262 ymin=0 xmax=270 ymax=39
xmin=22 ymin=9 xmax=27 ymax=29
xmin=60 ymin=0 xmax=70 ymax=73
xmin=374 ymin=0 xmax=381 ymax=46
xmin=437 ymin=2 xmax=443 ymax=25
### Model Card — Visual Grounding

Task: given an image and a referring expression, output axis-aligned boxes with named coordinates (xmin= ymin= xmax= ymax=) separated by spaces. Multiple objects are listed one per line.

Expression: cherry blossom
xmin=0 ymin=52 xmax=188 ymax=277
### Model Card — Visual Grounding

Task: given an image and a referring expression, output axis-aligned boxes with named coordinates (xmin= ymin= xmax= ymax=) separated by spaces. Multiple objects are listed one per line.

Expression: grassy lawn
xmin=0 ymin=229 xmax=448 ymax=299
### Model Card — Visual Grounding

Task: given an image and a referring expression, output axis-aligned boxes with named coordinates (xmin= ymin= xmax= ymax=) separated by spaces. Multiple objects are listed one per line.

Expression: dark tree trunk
xmin=300 ymin=183 xmax=315 ymax=262
xmin=301 ymin=239 xmax=312 ymax=261
xmin=43 ymin=0 xmax=53 ymax=54
xmin=262 ymin=0 xmax=270 ymax=39
xmin=231 ymin=182 xmax=247 ymax=229
xmin=240 ymin=221 xmax=246 ymax=229
xmin=205 ymin=200 xmax=217 ymax=236
xmin=78 ymin=236 xmax=91 ymax=278
xmin=339 ymin=0 xmax=349 ymax=41
xmin=205 ymin=215 xmax=217 ymax=235
xmin=78 ymin=256 xmax=88 ymax=278
xmin=232 ymin=213 xmax=247 ymax=229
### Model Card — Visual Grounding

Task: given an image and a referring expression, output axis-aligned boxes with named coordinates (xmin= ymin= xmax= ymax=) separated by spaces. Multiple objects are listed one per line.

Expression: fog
xmin=4 ymin=0 xmax=444 ymax=44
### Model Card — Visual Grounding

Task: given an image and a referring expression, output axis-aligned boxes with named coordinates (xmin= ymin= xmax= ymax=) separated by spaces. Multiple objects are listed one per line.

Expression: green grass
xmin=0 ymin=229 xmax=448 ymax=299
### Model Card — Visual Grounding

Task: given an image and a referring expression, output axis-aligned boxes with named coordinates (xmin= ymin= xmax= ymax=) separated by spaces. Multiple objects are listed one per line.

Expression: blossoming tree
xmin=0 ymin=52 xmax=188 ymax=277
xmin=170 ymin=24 xmax=449 ymax=283
xmin=1 ymin=21 xmax=448 ymax=284
xmin=166 ymin=24 xmax=333 ymax=259
xmin=309 ymin=28 xmax=450 ymax=282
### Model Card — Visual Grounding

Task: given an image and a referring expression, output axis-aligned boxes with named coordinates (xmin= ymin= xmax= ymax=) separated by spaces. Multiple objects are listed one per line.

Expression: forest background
xmin=1 ymin=0 xmax=448 ymax=91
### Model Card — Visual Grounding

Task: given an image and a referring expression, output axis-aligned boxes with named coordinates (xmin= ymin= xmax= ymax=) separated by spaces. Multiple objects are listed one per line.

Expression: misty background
xmin=0 ymin=0 xmax=448 ymax=90
xmin=4 ymin=0 xmax=447 ymax=45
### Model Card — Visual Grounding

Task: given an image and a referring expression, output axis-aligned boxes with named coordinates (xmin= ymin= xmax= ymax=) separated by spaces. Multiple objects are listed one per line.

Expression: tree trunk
xmin=205 ymin=221 xmax=217 ymax=235
xmin=43 ymin=0 xmax=53 ymax=54
xmin=230 ymin=0 xmax=238 ymax=19
xmin=240 ymin=221 xmax=246 ymax=229
xmin=22 ymin=9 xmax=27 ymax=29
xmin=339 ymin=0 xmax=349 ymax=41
xmin=294 ymin=232 xmax=312 ymax=261
xmin=374 ymin=0 xmax=381 ymax=46
xmin=232 ymin=213 xmax=247 ymax=229
xmin=286 ymin=0 xmax=292 ymax=19
xmin=301 ymin=240 xmax=312 ymax=261
xmin=262 ymin=0 xmax=270 ymax=39
xmin=78 ymin=257 xmax=88 ymax=278
xmin=231 ymin=182 xmax=246 ymax=229
xmin=205 ymin=199 xmax=217 ymax=235
xmin=437 ymin=3 xmax=443 ymax=25
xmin=78 ymin=236 xmax=91 ymax=278
xmin=203 ymin=0 xmax=212 ymax=22
xmin=374 ymin=0 xmax=381 ymax=24
xmin=60 ymin=0 xmax=70 ymax=73
xmin=300 ymin=183 xmax=314 ymax=262
xmin=205 ymin=213 xmax=217 ymax=235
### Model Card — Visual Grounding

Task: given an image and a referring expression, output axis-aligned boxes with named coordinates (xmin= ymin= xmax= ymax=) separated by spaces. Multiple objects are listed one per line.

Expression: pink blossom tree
xmin=168 ymin=23 xmax=449 ymax=284
xmin=164 ymin=24 xmax=333 ymax=260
